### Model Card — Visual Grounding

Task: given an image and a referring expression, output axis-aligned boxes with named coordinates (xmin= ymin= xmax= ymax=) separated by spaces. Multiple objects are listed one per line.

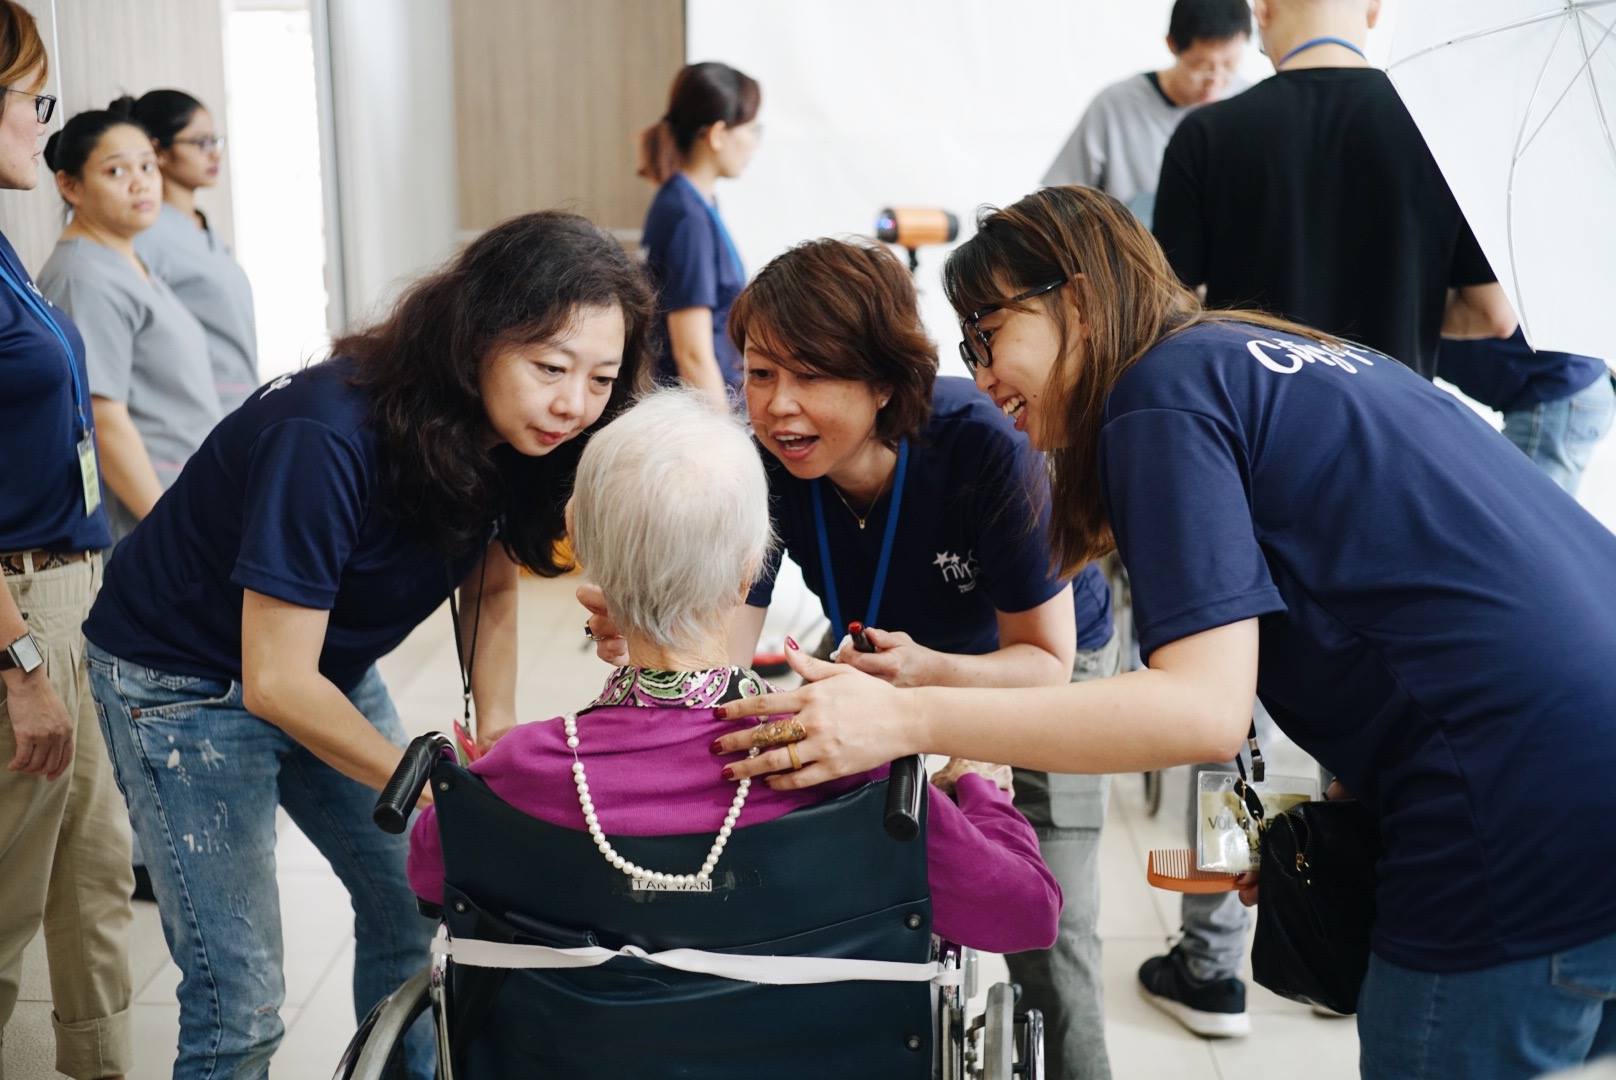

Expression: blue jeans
xmin=1358 ymin=930 xmax=1616 ymax=1079
xmin=86 ymin=645 xmax=433 ymax=1079
xmin=1501 ymin=375 xmax=1616 ymax=495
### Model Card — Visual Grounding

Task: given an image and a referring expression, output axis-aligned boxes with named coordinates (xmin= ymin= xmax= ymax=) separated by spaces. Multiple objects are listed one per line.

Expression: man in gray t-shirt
xmin=1043 ymin=0 xmax=1252 ymax=228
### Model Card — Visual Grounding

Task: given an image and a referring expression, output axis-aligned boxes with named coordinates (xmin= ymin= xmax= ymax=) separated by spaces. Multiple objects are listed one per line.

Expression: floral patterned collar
xmin=589 ymin=666 xmax=769 ymax=710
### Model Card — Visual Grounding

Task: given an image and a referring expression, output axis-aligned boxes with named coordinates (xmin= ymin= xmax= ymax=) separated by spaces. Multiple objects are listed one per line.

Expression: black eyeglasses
xmin=172 ymin=134 xmax=226 ymax=153
xmin=0 ymin=86 xmax=57 ymax=124
xmin=957 ymin=277 xmax=1067 ymax=375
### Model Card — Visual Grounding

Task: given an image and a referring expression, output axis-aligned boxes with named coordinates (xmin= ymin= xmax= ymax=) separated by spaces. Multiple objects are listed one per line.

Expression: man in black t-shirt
xmin=1153 ymin=0 xmax=1516 ymax=379
xmin=1141 ymin=0 xmax=1519 ymax=1042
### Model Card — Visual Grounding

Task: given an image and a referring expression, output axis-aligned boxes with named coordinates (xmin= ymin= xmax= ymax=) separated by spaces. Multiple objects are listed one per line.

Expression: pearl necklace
xmin=564 ymin=713 xmax=757 ymax=886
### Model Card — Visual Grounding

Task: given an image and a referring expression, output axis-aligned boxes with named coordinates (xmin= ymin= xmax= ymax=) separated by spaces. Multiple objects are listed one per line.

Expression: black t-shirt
xmin=1153 ymin=68 xmax=1495 ymax=378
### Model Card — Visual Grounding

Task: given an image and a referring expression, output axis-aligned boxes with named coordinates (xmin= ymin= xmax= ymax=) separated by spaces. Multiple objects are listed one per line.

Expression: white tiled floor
xmin=3 ymin=569 xmax=1366 ymax=1079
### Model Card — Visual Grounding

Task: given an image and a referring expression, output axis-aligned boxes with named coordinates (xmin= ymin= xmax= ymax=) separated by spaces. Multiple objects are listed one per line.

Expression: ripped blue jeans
xmin=85 ymin=644 xmax=432 ymax=1079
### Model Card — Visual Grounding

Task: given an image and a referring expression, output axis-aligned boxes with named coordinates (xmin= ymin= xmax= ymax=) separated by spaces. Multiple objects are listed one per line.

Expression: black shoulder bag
xmin=1236 ymin=724 xmax=1382 ymax=1015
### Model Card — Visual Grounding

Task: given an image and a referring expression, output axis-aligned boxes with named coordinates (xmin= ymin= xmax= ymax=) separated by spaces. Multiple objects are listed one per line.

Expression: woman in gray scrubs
xmin=38 ymin=103 xmax=221 ymax=542
xmin=130 ymin=89 xmax=258 ymax=411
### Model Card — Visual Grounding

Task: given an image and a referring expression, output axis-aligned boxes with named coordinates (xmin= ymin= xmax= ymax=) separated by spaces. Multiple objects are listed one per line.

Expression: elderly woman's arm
xmin=925 ymin=776 xmax=1062 ymax=953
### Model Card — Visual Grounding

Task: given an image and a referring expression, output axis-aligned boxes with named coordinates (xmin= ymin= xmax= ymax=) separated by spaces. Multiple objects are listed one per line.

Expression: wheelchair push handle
xmin=374 ymin=733 xmax=453 ymax=834
xmin=884 ymin=754 xmax=925 ymax=841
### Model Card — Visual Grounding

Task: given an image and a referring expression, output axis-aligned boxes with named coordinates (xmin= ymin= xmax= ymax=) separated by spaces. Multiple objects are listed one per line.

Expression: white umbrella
xmin=1388 ymin=1 xmax=1616 ymax=358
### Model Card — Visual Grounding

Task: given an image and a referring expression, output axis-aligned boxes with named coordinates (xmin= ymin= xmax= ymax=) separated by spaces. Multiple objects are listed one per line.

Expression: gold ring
xmin=787 ymin=742 xmax=802 ymax=771
xmin=786 ymin=718 xmax=807 ymax=742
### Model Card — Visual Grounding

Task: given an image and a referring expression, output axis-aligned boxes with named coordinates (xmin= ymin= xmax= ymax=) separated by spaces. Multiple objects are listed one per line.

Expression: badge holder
xmin=1146 ymin=720 xmax=1319 ymax=893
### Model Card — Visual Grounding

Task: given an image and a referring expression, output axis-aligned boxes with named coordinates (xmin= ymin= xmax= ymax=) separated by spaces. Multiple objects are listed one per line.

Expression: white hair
xmin=571 ymin=389 xmax=773 ymax=650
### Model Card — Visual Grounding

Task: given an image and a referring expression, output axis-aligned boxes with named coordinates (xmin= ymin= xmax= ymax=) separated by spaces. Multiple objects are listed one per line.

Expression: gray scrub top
xmin=38 ymin=237 xmax=223 ymax=539
xmin=135 ymin=203 xmax=259 ymax=411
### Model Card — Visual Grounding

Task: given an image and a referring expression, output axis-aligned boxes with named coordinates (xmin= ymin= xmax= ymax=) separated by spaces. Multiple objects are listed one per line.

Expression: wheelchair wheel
xmin=1143 ymin=769 xmax=1163 ymax=817
xmin=333 ymin=967 xmax=432 ymax=1080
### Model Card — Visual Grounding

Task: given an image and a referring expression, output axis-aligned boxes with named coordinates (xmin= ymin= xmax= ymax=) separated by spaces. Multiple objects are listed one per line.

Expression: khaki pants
xmin=0 ymin=556 xmax=133 ymax=1079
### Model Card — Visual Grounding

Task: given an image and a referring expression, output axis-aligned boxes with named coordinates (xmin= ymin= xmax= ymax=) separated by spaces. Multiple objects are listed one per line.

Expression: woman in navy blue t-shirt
xmin=715 ymin=188 xmax=1616 ymax=1078
xmin=81 ymin=212 xmax=652 ymax=1078
xmin=637 ymin=62 xmax=760 ymax=405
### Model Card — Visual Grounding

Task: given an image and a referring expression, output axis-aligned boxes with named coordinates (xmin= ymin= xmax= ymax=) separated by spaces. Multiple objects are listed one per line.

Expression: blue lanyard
xmin=809 ymin=439 xmax=908 ymax=635
xmin=0 ymin=257 xmax=88 ymax=437
xmin=1277 ymin=35 xmax=1366 ymax=67
xmin=676 ymin=173 xmax=744 ymax=281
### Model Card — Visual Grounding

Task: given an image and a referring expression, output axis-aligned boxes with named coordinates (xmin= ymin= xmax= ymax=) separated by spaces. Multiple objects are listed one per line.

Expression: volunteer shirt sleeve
xmin=744 ymin=534 xmax=783 ymax=608
xmin=232 ymin=418 xmax=368 ymax=609
xmin=659 ymin=210 xmax=719 ymax=312
xmin=970 ymin=426 xmax=1067 ymax=614
xmin=1100 ymin=407 xmax=1284 ymax=661
xmin=48 ymin=274 xmax=136 ymax=403
xmin=1152 ymin=117 xmax=1209 ymax=289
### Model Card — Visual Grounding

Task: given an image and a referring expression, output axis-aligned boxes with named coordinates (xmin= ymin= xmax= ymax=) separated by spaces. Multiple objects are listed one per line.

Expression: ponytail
xmin=637 ymin=118 xmax=680 ymax=184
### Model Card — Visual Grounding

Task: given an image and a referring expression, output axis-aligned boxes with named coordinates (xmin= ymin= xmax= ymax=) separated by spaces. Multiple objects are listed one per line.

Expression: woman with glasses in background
xmin=131 ymin=89 xmax=259 ymax=413
xmin=0 ymin=5 xmax=135 ymax=1077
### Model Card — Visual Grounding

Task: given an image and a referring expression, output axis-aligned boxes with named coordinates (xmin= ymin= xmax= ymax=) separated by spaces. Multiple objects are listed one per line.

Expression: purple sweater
xmin=408 ymin=668 xmax=1061 ymax=954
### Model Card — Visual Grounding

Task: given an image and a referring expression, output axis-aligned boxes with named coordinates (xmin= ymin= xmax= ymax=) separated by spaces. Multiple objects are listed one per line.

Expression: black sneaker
xmin=1137 ymin=947 xmax=1250 ymax=1037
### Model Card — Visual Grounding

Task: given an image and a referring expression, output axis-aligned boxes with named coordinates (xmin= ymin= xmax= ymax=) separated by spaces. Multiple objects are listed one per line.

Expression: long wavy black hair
xmin=337 ymin=211 xmax=654 ymax=573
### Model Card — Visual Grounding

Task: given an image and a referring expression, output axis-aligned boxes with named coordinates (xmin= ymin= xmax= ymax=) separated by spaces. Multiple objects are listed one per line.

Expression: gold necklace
xmin=829 ymin=468 xmax=892 ymax=530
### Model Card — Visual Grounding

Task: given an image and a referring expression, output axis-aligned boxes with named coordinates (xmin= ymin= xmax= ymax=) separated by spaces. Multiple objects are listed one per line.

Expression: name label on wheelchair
xmin=631 ymin=876 xmax=714 ymax=893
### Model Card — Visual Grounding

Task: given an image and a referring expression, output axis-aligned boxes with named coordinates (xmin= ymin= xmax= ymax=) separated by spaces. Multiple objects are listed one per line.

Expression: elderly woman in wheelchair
xmin=339 ymin=390 xmax=1061 ymax=1079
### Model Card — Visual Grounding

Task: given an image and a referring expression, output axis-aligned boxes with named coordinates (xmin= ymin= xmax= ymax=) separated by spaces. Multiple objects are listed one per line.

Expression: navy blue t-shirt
xmin=1436 ymin=329 xmax=1608 ymax=413
xmin=84 ymin=359 xmax=483 ymax=691
xmin=749 ymin=377 xmax=1112 ymax=656
xmin=641 ymin=174 xmax=745 ymax=392
xmin=1103 ymin=320 xmax=1616 ymax=972
xmin=0 ymin=232 xmax=111 ymax=553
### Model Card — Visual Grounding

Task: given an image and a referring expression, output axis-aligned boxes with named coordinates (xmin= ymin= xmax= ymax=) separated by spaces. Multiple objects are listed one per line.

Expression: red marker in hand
xmin=848 ymin=621 xmax=876 ymax=653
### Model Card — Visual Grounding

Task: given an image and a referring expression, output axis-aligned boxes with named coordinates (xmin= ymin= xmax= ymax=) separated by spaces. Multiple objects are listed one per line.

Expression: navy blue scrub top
xmin=1103 ymin=319 xmax=1616 ymax=973
xmin=641 ymin=173 xmax=745 ymax=392
xmin=749 ymin=377 xmax=1113 ymax=656
xmin=0 ymin=231 xmax=111 ymax=553
xmin=84 ymin=359 xmax=482 ymax=691
xmin=1436 ymin=329 xmax=1608 ymax=414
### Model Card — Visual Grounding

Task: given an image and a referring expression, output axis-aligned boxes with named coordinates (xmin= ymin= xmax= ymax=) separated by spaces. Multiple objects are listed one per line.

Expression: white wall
xmin=688 ymin=0 xmax=1404 ymax=377
xmin=325 ymin=0 xmax=458 ymax=328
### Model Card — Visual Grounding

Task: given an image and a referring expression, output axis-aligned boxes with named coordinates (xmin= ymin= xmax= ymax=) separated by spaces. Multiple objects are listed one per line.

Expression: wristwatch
xmin=0 ymin=631 xmax=44 ymax=675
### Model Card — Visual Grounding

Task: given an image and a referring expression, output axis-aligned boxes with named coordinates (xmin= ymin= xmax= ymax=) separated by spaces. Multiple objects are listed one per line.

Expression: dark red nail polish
xmin=713 ymin=705 xmax=728 ymax=720
xmin=709 ymin=739 xmax=723 ymax=755
xmin=721 ymin=766 xmax=736 ymax=781
xmin=786 ymin=635 xmax=799 ymax=650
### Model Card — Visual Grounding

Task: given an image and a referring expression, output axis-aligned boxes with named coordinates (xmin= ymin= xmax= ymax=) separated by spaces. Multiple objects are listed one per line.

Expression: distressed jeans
xmin=1500 ymin=375 xmax=1616 ymax=496
xmin=85 ymin=645 xmax=433 ymax=1079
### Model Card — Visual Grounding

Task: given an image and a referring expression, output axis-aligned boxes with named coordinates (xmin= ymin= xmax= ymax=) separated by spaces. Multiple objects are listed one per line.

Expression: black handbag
xmin=1232 ymin=725 xmax=1382 ymax=1015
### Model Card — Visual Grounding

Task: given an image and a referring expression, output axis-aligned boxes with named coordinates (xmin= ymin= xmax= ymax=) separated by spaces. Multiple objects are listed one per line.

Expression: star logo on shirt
xmin=934 ymin=550 xmax=978 ymax=593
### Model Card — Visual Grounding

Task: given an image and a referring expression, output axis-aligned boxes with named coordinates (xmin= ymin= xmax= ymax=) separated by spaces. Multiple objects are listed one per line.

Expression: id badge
xmin=77 ymin=435 xmax=101 ymax=516
xmin=1196 ymin=770 xmax=1319 ymax=872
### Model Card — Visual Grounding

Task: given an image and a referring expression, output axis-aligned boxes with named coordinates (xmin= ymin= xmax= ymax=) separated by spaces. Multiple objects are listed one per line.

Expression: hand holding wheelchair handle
xmin=374 ymin=733 xmax=454 ymax=834
xmin=848 ymin=623 xmax=925 ymax=842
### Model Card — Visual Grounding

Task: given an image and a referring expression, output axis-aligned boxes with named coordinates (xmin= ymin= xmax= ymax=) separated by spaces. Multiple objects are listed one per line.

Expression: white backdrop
xmin=688 ymin=0 xmax=1405 ymax=377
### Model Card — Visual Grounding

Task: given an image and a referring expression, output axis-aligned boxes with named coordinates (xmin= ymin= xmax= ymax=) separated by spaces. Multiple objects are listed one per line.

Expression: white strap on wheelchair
xmin=431 ymin=934 xmax=962 ymax=988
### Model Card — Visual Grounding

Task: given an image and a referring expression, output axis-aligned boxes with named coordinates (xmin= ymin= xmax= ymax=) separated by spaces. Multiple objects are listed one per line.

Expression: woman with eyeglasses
xmin=713 ymin=187 xmax=1616 ymax=1079
xmin=582 ymin=237 xmax=1120 ymax=1079
xmin=38 ymin=101 xmax=221 ymax=543
xmin=0 ymin=5 xmax=135 ymax=1078
xmin=638 ymin=62 xmax=762 ymax=407
xmin=130 ymin=89 xmax=259 ymax=412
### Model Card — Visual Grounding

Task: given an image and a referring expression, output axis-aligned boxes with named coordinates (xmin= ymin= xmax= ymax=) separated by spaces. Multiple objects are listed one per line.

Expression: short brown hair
xmin=0 ymin=0 xmax=47 ymax=117
xmin=944 ymin=186 xmax=1333 ymax=573
xmin=729 ymin=237 xmax=937 ymax=446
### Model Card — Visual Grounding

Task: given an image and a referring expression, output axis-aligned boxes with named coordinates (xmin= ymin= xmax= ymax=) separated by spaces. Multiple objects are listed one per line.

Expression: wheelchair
xmin=335 ymin=733 xmax=1044 ymax=1079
